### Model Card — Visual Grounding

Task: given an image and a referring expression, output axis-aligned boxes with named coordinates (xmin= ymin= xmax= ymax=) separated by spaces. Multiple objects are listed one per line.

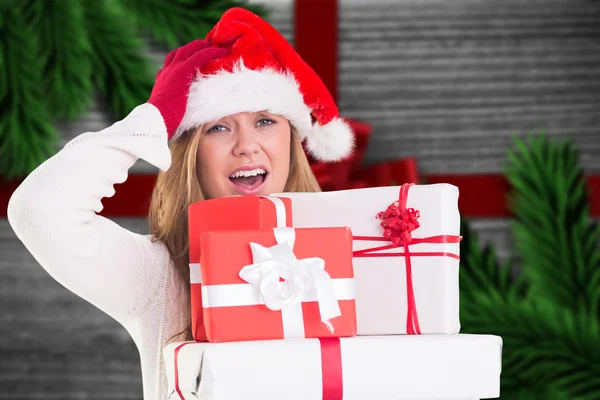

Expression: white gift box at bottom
xmin=163 ymin=334 xmax=502 ymax=400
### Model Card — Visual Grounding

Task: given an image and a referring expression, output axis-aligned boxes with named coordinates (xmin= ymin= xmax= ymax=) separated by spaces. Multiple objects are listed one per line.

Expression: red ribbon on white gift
xmin=352 ymin=184 xmax=463 ymax=334
xmin=193 ymin=196 xmax=355 ymax=338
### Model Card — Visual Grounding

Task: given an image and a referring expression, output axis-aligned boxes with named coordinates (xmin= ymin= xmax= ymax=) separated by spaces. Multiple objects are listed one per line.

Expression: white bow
xmin=238 ymin=240 xmax=341 ymax=333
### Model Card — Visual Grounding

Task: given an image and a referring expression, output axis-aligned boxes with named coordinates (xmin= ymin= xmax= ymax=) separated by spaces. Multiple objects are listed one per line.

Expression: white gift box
xmin=163 ymin=334 xmax=502 ymax=400
xmin=274 ymin=184 xmax=461 ymax=335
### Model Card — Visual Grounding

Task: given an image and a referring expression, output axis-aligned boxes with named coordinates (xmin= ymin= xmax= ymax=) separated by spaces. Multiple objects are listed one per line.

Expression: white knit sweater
xmin=7 ymin=103 xmax=184 ymax=400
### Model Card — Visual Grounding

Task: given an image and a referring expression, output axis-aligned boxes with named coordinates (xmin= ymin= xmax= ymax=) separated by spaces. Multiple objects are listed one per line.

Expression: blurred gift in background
xmin=0 ymin=0 xmax=599 ymax=399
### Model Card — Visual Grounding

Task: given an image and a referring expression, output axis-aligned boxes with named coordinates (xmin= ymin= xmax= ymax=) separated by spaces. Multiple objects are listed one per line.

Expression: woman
xmin=7 ymin=7 xmax=354 ymax=400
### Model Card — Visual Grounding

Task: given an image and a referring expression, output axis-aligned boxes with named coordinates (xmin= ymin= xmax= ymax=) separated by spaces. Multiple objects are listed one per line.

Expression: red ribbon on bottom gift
xmin=172 ymin=338 xmax=344 ymax=400
xmin=352 ymin=183 xmax=463 ymax=334
xmin=320 ymin=338 xmax=344 ymax=400
xmin=173 ymin=342 xmax=189 ymax=400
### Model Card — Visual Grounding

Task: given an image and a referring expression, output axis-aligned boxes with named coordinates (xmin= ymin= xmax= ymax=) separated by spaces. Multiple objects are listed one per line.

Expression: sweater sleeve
xmin=7 ymin=103 xmax=174 ymax=329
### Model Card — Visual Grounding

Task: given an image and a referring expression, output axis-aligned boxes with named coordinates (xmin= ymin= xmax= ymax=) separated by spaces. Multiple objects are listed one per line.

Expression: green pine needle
xmin=461 ymin=134 xmax=600 ymax=398
xmin=498 ymin=383 xmax=570 ymax=400
xmin=458 ymin=218 xmax=526 ymax=303
xmin=505 ymin=135 xmax=600 ymax=317
xmin=20 ymin=0 xmax=93 ymax=121
xmin=82 ymin=1 xmax=155 ymax=120
xmin=120 ymin=0 xmax=270 ymax=48
xmin=0 ymin=4 xmax=59 ymax=180
xmin=462 ymin=294 xmax=600 ymax=399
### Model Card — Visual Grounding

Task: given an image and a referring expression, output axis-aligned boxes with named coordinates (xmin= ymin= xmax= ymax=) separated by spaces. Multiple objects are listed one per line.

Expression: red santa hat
xmin=173 ymin=7 xmax=355 ymax=162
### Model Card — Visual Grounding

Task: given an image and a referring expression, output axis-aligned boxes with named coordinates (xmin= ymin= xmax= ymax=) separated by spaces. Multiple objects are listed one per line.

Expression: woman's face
xmin=196 ymin=111 xmax=291 ymax=199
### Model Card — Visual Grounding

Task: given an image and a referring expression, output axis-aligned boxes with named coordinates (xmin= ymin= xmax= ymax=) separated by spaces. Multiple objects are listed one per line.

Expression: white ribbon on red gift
xmin=197 ymin=196 xmax=355 ymax=338
xmin=238 ymin=227 xmax=342 ymax=334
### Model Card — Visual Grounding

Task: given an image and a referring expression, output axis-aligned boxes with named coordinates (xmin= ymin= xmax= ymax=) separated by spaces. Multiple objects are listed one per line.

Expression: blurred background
xmin=1 ymin=0 xmax=599 ymax=398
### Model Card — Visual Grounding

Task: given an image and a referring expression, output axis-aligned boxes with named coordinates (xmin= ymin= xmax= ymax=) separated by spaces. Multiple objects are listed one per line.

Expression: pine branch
xmin=0 ymin=4 xmax=59 ymax=180
xmin=499 ymin=384 xmax=570 ymax=400
xmin=82 ymin=0 xmax=155 ymax=120
xmin=119 ymin=0 xmax=270 ymax=49
xmin=20 ymin=0 xmax=93 ymax=121
xmin=505 ymin=135 xmax=600 ymax=317
xmin=462 ymin=294 xmax=600 ymax=399
xmin=458 ymin=218 xmax=525 ymax=303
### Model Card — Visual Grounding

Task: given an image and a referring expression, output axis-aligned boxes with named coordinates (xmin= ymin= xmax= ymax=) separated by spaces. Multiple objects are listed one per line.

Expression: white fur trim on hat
xmin=173 ymin=60 xmax=354 ymax=162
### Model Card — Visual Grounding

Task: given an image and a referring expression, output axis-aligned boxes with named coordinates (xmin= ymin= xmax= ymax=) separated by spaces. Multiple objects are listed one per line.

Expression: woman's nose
xmin=232 ymin=125 xmax=260 ymax=157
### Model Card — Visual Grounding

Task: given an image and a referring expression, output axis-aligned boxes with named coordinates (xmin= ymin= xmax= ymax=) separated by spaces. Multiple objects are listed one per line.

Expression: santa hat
xmin=173 ymin=7 xmax=355 ymax=162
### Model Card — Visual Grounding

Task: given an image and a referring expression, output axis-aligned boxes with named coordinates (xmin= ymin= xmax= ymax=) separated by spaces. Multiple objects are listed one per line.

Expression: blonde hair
xmin=148 ymin=125 xmax=321 ymax=341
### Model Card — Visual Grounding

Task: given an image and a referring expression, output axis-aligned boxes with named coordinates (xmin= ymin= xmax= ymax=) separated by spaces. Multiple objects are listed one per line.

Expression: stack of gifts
xmin=163 ymin=184 xmax=503 ymax=400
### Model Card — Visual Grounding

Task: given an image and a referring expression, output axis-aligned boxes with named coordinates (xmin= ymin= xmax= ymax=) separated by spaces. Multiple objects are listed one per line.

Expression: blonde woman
xmin=7 ymin=7 xmax=354 ymax=400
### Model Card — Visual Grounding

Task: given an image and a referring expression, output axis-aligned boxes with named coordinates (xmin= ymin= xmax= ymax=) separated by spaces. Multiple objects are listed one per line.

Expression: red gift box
xmin=189 ymin=195 xmax=292 ymax=341
xmin=197 ymin=227 xmax=357 ymax=342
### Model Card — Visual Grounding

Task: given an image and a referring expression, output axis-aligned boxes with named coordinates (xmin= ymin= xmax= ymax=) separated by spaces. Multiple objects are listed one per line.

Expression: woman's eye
xmin=207 ymin=124 xmax=227 ymax=133
xmin=257 ymin=118 xmax=275 ymax=126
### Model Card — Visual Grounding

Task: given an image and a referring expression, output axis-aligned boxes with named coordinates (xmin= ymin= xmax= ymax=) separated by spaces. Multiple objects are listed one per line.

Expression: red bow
xmin=376 ymin=203 xmax=420 ymax=246
xmin=308 ymin=118 xmax=420 ymax=190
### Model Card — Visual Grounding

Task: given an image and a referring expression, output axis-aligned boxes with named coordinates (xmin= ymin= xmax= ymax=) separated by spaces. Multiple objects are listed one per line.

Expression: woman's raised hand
xmin=148 ymin=40 xmax=228 ymax=137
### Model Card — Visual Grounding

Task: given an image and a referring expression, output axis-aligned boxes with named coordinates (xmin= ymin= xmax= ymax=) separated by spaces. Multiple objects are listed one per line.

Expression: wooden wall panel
xmin=2 ymin=0 xmax=599 ymax=398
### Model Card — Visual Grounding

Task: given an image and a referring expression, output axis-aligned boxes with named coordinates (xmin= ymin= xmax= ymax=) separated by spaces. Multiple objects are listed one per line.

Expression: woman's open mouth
xmin=228 ymin=167 xmax=268 ymax=195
